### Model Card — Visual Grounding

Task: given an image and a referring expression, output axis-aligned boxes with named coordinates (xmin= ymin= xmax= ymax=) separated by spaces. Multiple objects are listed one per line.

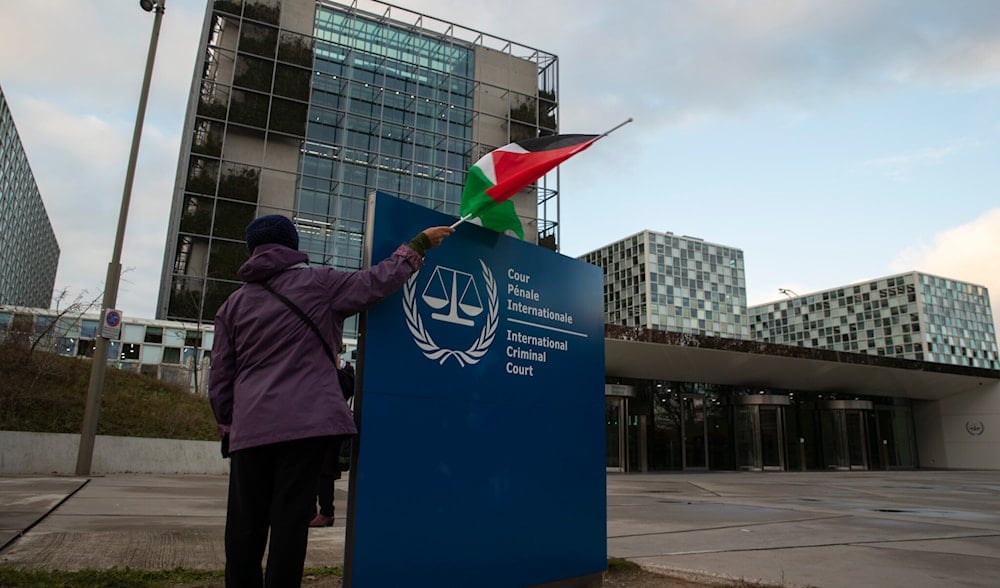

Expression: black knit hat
xmin=245 ymin=215 xmax=299 ymax=253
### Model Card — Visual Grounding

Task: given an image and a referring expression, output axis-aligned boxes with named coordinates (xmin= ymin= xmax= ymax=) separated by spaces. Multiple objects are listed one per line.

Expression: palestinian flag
xmin=460 ymin=134 xmax=599 ymax=238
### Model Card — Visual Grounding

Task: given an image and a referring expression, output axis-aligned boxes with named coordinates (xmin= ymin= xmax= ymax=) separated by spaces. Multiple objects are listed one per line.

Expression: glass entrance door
xmin=818 ymin=400 xmax=872 ymax=470
xmin=875 ymin=406 xmax=917 ymax=468
xmin=682 ymin=394 xmax=707 ymax=469
xmin=845 ymin=410 xmax=867 ymax=469
xmin=759 ymin=406 xmax=783 ymax=469
xmin=734 ymin=395 xmax=789 ymax=470
xmin=606 ymin=397 xmax=625 ymax=472
xmin=735 ymin=406 xmax=758 ymax=470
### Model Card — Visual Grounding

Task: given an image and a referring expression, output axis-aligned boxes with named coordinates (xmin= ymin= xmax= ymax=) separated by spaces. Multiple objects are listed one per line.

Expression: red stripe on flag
xmin=484 ymin=137 xmax=597 ymax=202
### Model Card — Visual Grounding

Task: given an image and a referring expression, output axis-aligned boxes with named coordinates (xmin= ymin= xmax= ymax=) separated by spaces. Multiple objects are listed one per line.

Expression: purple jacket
xmin=209 ymin=242 xmax=424 ymax=452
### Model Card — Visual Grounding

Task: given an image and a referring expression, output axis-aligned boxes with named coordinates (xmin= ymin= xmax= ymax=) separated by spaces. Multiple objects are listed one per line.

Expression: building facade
xmin=158 ymin=0 xmax=561 ymax=336
xmin=0 ymin=86 xmax=60 ymax=308
xmin=748 ymin=271 xmax=999 ymax=370
xmin=580 ymin=234 xmax=998 ymax=473
xmin=579 ymin=230 xmax=749 ymax=339
xmin=0 ymin=305 xmax=213 ymax=394
xmin=603 ymin=326 xmax=1000 ymax=473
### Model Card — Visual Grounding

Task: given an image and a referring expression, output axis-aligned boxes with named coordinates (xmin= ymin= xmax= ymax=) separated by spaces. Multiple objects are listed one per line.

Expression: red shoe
xmin=309 ymin=513 xmax=334 ymax=527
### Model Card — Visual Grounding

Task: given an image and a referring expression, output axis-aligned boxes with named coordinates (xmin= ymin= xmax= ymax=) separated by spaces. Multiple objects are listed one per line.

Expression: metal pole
xmin=76 ymin=1 xmax=166 ymax=476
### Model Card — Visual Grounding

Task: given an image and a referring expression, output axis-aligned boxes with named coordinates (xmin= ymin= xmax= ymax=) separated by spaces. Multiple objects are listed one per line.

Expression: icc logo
xmin=403 ymin=259 xmax=499 ymax=366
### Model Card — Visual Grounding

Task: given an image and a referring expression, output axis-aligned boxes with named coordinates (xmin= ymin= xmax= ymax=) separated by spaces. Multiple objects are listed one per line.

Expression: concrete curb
xmin=0 ymin=431 xmax=229 ymax=475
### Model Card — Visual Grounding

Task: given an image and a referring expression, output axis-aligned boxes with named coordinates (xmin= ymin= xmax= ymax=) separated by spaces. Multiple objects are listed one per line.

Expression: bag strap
xmin=259 ymin=279 xmax=339 ymax=367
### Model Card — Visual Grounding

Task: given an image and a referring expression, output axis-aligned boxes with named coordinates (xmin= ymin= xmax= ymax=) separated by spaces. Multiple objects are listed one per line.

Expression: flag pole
xmin=449 ymin=117 xmax=634 ymax=229
xmin=597 ymin=117 xmax=634 ymax=139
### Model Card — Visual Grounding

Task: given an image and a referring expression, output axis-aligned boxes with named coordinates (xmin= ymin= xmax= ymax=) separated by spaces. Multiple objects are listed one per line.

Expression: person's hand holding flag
xmin=407 ymin=225 xmax=455 ymax=257
xmin=420 ymin=226 xmax=455 ymax=248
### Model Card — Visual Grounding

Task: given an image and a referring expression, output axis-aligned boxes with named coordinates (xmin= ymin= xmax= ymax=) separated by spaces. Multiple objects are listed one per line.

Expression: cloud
xmin=1 ymin=5 xmax=139 ymax=121
xmin=408 ymin=0 xmax=1000 ymax=135
xmin=861 ymin=140 xmax=975 ymax=181
xmin=890 ymin=208 xmax=1000 ymax=343
xmin=14 ymin=98 xmax=126 ymax=172
xmin=9 ymin=98 xmax=130 ymax=276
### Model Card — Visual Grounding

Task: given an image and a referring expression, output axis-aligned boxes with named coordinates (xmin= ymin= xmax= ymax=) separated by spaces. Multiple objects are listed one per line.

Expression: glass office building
xmin=749 ymin=271 xmax=999 ymax=369
xmin=579 ymin=230 xmax=749 ymax=339
xmin=0 ymin=86 xmax=60 ymax=308
xmin=158 ymin=0 xmax=560 ymax=336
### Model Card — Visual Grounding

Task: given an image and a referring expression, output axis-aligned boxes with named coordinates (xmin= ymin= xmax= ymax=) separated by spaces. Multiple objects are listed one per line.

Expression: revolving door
xmin=734 ymin=395 xmax=790 ymax=470
xmin=818 ymin=400 xmax=873 ymax=470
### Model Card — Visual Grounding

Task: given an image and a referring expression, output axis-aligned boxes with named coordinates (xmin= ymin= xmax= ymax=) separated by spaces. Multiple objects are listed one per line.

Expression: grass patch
xmin=0 ymin=343 xmax=217 ymax=440
xmin=606 ymin=557 xmax=643 ymax=573
xmin=0 ymin=566 xmax=343 ymax=587
xmin=0 ymin=566 xmax=224 ymax=587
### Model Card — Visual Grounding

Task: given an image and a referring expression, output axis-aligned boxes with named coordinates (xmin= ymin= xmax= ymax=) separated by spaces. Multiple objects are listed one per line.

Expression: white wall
xmin=0 ymin=431 xmax=229 ymax=476
xmin=914 ymin=381 xmax=1000 ymax=469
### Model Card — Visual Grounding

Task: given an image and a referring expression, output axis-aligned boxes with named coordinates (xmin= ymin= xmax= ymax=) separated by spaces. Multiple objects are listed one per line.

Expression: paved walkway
xmin=606 ymin=471 xmax=1000 ymax=587
xmin=2 ymin=471 xmax=999 ymax=587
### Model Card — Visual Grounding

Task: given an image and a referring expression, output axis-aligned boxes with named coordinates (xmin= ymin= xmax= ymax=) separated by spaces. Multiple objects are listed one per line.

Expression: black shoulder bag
xmin=260 ymin=280 xmax=355 ymax=400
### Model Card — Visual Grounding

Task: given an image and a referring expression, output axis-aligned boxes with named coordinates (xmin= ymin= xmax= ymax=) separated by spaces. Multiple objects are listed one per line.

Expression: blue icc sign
xmin=344 ymin=193 xmax=606 ymax=587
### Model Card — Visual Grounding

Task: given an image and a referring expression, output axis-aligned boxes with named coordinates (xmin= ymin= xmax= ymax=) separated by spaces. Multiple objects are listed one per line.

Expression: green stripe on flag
xmin=460 ymin=166 xmax=496 ymax=216
xmin=460 ymin=164 xmax=524 ymax=238
xmin=476 ymin=199 xmax=524 ymax=239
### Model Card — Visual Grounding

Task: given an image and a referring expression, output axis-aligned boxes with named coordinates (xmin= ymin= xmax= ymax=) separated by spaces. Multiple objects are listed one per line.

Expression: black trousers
xmin=225 ymin=436 xmax=335 ymax=588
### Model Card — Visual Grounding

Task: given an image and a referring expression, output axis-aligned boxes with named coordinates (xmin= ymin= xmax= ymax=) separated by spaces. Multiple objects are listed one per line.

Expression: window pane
xmin=122 ymin=324 xmax=145 ymax=343
xmin=145 ymin=327 xmax=163 ymax=343
xmin=208 ymin=241 xmax=248 ymax=281
xmin=119 ymin=342 xmax=141 ymax=360
xmin=214 ymin=200 xmax=256 ymax=239
xmin=141 ymin=344 xmax=163 ymax=364
xmin=163 ymin=347 xmax=182 ymax=364
xmin=80 ymin=319 xmax=98 ymax=338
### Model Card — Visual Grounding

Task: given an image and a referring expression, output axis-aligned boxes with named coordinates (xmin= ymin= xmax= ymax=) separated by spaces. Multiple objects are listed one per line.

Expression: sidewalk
xmin=0 ymin=474 xmax=345 ymax=571
xmin=607 ymin=470 xmax=1000 ymax=587
xmin=2 ymin=471 xmax=1000 ymax=587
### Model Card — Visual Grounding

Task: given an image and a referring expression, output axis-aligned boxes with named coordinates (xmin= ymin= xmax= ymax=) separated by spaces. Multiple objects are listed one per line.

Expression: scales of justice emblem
xmin=403 ymin=259 xmax=499 ymax=366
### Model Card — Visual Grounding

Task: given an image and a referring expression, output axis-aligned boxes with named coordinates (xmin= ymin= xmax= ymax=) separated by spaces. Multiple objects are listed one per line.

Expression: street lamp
xmin=76 ymin=0 xmax=167 ymax=476
xmin=778 ymin=288 xmax=798 ymax=299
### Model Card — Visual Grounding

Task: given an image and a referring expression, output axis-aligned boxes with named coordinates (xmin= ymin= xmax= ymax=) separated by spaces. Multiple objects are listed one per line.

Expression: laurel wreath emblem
xmin=403 ymin=259 xmax=499 ymax=366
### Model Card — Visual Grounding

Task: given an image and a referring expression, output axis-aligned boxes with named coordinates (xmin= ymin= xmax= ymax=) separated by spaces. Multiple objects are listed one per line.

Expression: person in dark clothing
xmin=309 ymin=356 xmax=353 ymax=528
xmin=209 ymin=214 xmax=452 ymax=587
xmin=309 ymin=452 xmax=342 ymax=527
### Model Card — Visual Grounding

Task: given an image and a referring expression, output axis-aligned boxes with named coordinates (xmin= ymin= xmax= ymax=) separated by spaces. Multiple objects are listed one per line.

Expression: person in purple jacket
xmin=209 ymin=214 xmax=453 ymax=587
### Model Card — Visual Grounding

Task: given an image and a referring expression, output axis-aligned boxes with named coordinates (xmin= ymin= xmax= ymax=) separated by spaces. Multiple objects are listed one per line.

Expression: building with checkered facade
xmin=579 ymin=230 xmax=748 ymax=339
xmin=748 ymin=271 xmax=998 ymax=370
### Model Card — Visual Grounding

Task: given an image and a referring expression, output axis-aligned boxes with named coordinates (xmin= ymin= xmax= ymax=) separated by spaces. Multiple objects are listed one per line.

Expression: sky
xmin=1 ymin=0 xmax=998 ymax=338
